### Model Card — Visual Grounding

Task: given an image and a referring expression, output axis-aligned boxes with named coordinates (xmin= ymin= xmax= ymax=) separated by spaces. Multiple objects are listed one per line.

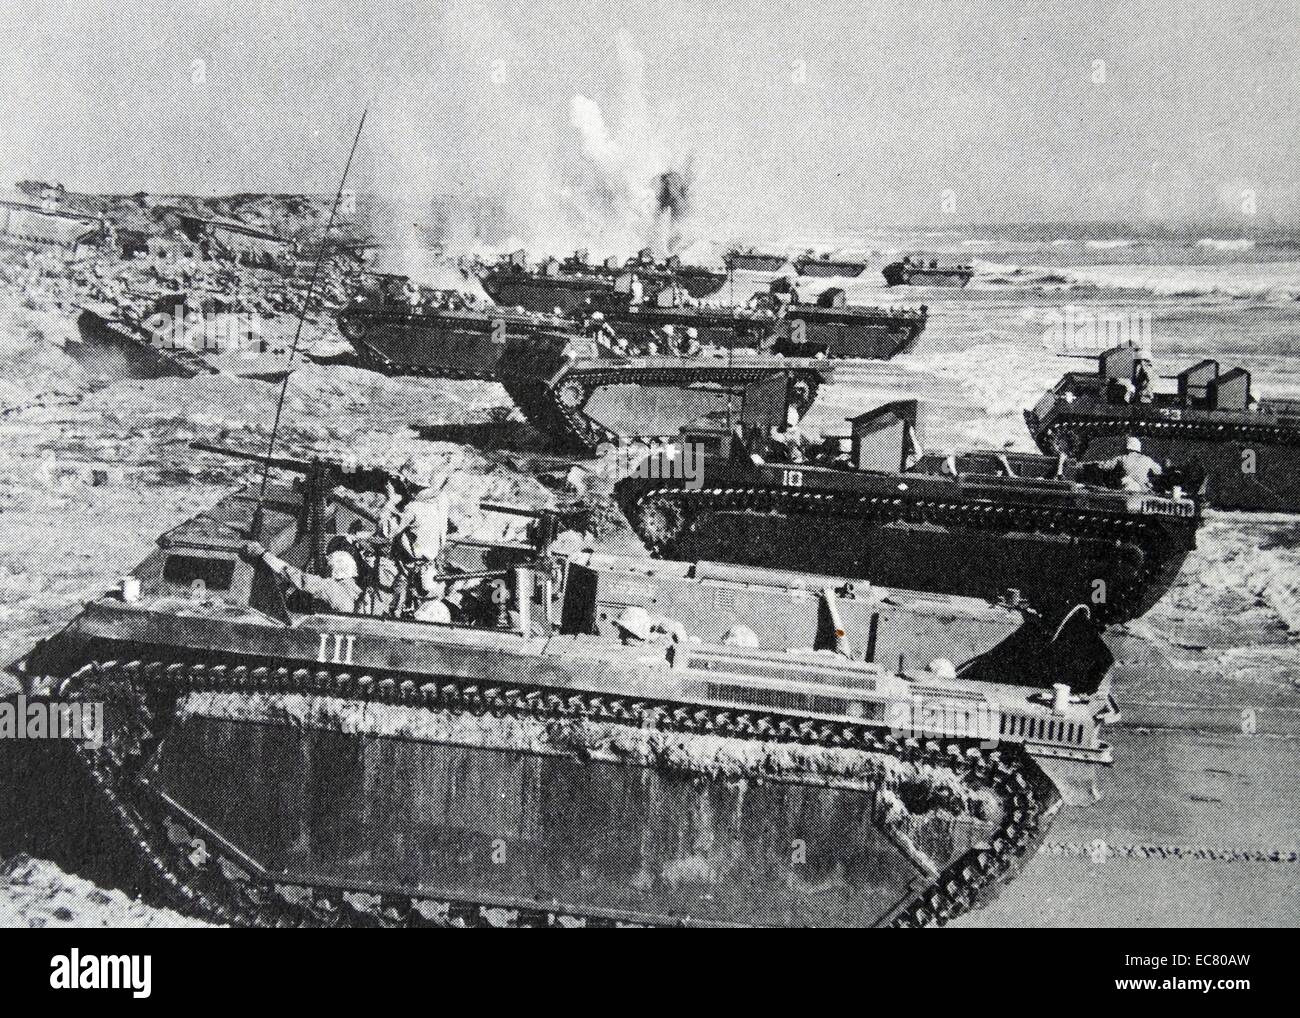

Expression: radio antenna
xmin=252 ymin=108 xmax=368 ymax=536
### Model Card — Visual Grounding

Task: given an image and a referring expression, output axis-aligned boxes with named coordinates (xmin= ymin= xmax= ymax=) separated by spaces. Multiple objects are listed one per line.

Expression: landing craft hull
xmin=72 ymin=308 xmax=294 ymax=382
xmin=12 ymin=477 xmax=1112 ymax=927
xmin=336 ymin=306 xmax=564 ymax=380
xmin=617 ymin=459 xmax=1200 ymax=625
xmin=502 ymin=355 xmax=833 ymax=451
xmin=671 ymin=268 xmax=728 ymax=298
xmin=779 ymin=307 xmax=927 ymax=359
xmin=21 ymin=600 xmax=1105 ymax=927
xmin=480 ymin=271 xmax=613 ymax=314
xmin=1027 ymin=403 xmax=1300 ymax=513
xmin=593 ymin=305 xmax=778 ymax=350
xmin=153 ymin=705 xmax=983 ymax=927
xmin=725 ymin=253 xmax=789 ymax=273
xmin=590 ymin=305 xmax=925 ymax=361
xmin=794 ymin=258 xmax=868 ymax=278
xmin=882 ymin=264 xmax=974 ymax=288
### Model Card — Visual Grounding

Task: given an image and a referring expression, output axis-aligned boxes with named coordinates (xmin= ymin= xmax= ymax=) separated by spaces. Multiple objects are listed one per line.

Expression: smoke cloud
xmin=354 ymin=10 xmax=695 ymax=276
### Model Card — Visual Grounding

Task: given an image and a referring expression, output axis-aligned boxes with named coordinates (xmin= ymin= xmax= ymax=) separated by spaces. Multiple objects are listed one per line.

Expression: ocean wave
xmin=1084 ymin=239 xmax=1135 ymax=249
xmin=1194 ymin=237 xmax=1256 ymax=252
xmin=967 ymin=260 xmax=1300 ymax=301
xmin=1054 ymin=263 xmax=1300 ymax=301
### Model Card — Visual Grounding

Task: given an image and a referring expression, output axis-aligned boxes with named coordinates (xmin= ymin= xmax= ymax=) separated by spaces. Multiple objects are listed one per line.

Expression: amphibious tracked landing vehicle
xmin=566 ymin=248 xmax=728 ymax=299
xmin=883 ymin=258 xmax=974 ymax=288
xmin=1026 ymin=344 xmax=1300 ymax=512
xmin=479 ymin=251 xmax=726 ymax=313
xmin=479 ymin=252 xmax=616 ymax=314
xmin=616 ymin=400 xmax=1201 ymax=627
xmin=334 ymin=300 xmax=836 ymax=452
xmin=73 ymin=295 xmax=294 ymax=381
xmin=584 ymin=282 xmax=928 ymax=361
xmin=335 ymin=294 xmax=566 ymax=380
xmin=20 ymin=458 xmax=1114 ymax=927
xmin=500 ymin=338 xmax=834 ymax=452
xmin=793 ymin=253 xmax=869 ymax=278
xmin=724 ymin=248 xmax=789 ymax=273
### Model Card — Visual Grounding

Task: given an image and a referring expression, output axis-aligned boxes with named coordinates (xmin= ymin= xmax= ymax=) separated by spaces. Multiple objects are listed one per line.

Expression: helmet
xmin=722 ymin=624 xmax=760 ymax=648
xmin=399 ymin=457 xmax=444 ymax=491
xmin=591 ymin=311 xmax=605 ymax=321
xmin=662 ymin=324 xmax=675 ymax=335
xmin=327 ymin=550 xmax=359 ymax=582
xmin=686 ymin=327 xmax=699 ymax=340
xmin=615 ymin=605 xmax=652 ymax=642
xmin=927 ymin=658 xmax=957 ymax=680
xmin=1125 ymin=436 xmax=1142 ymax=453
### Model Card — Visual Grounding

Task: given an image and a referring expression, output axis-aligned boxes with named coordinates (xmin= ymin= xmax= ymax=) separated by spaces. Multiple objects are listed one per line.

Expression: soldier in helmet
xmin=242 ymin=542 xmax=362 ymax=614
xmin=769 ymin=406 xmax=810 ymax=464
xmin=614 ymin=606 xmax=687 ymax=646
xmin=381 ymin=459 xmax=452 ymax=618
xmin=583 ymin=310 xmax=622 ymax=351
xmin=1133 ymin=353 xmax=1154 ymax=404
xmin=1092 ymin=436 xmax=1163 ymax=493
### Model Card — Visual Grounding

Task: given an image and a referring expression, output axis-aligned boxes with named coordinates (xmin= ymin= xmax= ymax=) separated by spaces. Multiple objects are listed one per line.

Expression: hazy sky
xmin=3 ymin=0 xmax=1298 ymax=234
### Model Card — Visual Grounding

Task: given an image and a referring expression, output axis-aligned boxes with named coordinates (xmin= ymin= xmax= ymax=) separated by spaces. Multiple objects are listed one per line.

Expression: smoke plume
xmin=355 ymin=11 xmax=694 ymax=271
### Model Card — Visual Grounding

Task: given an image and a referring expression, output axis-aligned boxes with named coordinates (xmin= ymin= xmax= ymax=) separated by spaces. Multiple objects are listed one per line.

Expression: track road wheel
xmin=557 ymin=379 xmax=587 ymax=410
xmin=336 ymin=313 xmax=366 ymax=342
xmin=633 ymin=494 xmax=686 ymax=553
xmin=1046 ymin=427 xmax=1080 ymax=459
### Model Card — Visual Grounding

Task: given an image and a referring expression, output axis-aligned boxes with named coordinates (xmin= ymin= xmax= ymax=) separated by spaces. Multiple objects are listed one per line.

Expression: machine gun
xmin=192 ymin=441 xmax=415 ymax=501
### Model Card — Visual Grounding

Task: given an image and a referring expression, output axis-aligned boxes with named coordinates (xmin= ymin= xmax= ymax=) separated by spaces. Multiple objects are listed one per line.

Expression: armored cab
xmin=72 ymin=293 xmax=293 ymax=381
xmin=17 ymin=457 xmax=1114 ymax=927
xmin=616 ymin=399 xmax=1201 ymax=627
xmin=882 ymin=258 xmax=974 ymax=288
xmin=1026 ymin=344 xmax=1300 ymax=511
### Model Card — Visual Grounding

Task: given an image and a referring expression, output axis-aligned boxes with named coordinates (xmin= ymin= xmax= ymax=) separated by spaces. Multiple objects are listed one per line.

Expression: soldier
xmin=1134 ymin=355 xmax=1154 ymax=403
xmin=722 ymin=624 xmax=760 ymax=648
xmin=584 ymin=310 xmax=619 ymax=349
xmin=381 ymin=459 xmax=451 ymax=618
xmin=242 ymin=542 xmax=361 ymax=614
xmin=769 ymin=407 xmax=809 ymax=464
xmin=614 ymin=606 xmax=687 ymax=646
xmin=1093 ymin=436 xmax=1163 ymax=493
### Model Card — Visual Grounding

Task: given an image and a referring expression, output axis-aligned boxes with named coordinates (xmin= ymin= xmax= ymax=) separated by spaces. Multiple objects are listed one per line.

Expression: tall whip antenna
xmin=252 ymin=108 xmax=368 ymax=534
